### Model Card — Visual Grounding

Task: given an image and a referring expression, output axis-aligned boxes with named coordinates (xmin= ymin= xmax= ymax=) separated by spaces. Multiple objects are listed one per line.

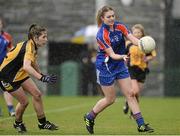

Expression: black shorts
xmin=0 ymin=77 xmax=29 ymax=93
xmin=128 ymin=66 xmax=149 ymax=83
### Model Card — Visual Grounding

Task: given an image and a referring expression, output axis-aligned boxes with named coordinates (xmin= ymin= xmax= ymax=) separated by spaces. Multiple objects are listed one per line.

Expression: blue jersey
xmin=96 ymin=21 xmax=131 ymax=77
xmin=0 ymin=35 xmax=9 ymax=64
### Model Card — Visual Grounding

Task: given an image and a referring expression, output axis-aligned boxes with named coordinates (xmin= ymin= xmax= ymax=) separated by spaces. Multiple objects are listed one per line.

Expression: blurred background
xmin=0 ymin=0 xmax=179 ymax=97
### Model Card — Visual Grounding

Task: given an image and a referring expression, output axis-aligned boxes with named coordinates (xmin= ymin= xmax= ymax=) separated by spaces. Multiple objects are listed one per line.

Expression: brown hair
xmin=96 ymin=5 xmax=115 ymax=27
xmin=28 ymin=24 xmax=47 ymax=40
xmin=131 ymin=24 xmax=145 ymax=37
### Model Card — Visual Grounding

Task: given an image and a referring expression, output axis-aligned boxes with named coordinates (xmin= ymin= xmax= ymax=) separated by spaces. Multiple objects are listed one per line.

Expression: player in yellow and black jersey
xmin=0 ymin=40 xmax=36 ymax=88
xmin=123 ymin=24 xmax=156 ymax=117
xmin=0 ymin=24 xmax=58 ymax=133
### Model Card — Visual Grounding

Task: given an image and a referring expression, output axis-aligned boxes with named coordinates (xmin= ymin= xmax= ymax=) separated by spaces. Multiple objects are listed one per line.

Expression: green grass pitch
xmin=0 ymin=96 xmax=179 ymax=135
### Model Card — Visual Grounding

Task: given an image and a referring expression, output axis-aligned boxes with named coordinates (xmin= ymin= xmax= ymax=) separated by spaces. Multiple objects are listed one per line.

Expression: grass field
xmin=0 ymin=96 xmax=180 ymax=135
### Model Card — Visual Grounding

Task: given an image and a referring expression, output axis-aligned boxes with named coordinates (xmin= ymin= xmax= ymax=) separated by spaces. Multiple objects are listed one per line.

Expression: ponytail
xmin=28 ymin=24 xmax=47 ymax=40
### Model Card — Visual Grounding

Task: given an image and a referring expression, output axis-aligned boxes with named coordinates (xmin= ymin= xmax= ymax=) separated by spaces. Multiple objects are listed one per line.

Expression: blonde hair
xmin=131 ymin=24 xmax=145 ymax=36
xmin=28 ymin=24 xmax=47 ymax=40
xmin=96 ymin=5 xmax=115 ymax=27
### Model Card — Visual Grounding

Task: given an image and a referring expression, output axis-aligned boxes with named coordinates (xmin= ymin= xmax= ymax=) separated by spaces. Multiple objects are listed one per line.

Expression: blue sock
xmin=87 ymin=110 xmax=97 ymax=120
xmin=7 ymin=105 xmax=14 ymax=113
xmin=133 ymin=112 xmax=145 ymax=126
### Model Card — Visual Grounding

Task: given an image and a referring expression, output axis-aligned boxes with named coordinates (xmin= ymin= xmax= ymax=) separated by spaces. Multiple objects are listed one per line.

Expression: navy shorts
xmin=97 ymin=69 xmax=130 ymax=86
xmin=128 ymin=66 xmax=149 ymax=83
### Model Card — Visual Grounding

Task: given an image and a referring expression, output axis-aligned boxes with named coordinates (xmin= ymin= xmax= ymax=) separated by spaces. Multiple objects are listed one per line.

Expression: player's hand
xmin=144 ymin=56 xmax=148 ymax=62
xmin=40 ymin=74 xmax=57 ymax=84
xmin=121 ymin=55 xmax=129 ymax=62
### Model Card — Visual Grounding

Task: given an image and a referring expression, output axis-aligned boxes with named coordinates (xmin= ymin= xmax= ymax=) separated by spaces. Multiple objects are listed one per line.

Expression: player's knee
xmin=106 ymin=97 xmax=116 ymax=105
xmin=21 ymin=100 xmax=29 ymax=108
xmin=130 ymin=91 xmax=136 ymax=97
xmin=133 ymin=91 xmax=138 ymax=96
xmin=25 ymin=101 xmax=29 ymax=107
xmin=126 ymin=89 xmax=135 ymax=98
xmin=133 ymin=88 xmax=140 ymax=95
xmin=33 ymin=91 xmax=42 ymax=101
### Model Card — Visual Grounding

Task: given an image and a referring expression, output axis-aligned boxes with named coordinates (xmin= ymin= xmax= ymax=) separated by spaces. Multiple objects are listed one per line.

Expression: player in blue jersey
xmin=0 ymin=17 xmax=15 ymax=117
xmin=84 ymin=5 xmax=154 ymax=134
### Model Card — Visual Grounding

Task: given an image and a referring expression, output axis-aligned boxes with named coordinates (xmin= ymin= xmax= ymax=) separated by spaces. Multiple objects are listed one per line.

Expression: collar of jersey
xmin=102 ymin=22 xmax=118 ymax=31
xmin=29 ymin=39 xmax=38 ymax=50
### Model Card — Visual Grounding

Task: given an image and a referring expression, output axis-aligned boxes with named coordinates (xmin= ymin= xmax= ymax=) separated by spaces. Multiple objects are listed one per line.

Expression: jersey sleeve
xmin=115 ymin=23 xmax=131 ymax=36
xmin=146 ymin=50 xmax=157 ymax=57
xmin=151 ymin=50 xmax=157 ymax=57
xmin=2 ymin=32 xmax=13 ymax=49
xmin=96 ymin=28 xmax=111 ymax=50
xmin=24 ymin=42 xmax=35 ymax=63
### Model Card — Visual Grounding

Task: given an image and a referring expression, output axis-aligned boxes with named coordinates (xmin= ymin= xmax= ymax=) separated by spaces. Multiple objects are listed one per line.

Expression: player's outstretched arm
xmin=126 ymin=33 xmax=139 ymax=46
xmin=23 ymin=59 xmax=57 ymax=84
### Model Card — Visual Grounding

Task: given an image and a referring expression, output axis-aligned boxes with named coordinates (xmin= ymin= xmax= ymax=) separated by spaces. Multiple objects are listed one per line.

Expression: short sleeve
xmin=2 ymin=32 xmax=13 ymax=49
xmin=115 ymin=23 xmax=131 ymax=36
xmin=146 ymin=50 xmax=157 ymax=57
xmin=151 ymin=50 xmax=157 ymax=57
xmin=96 ymin=28 xmax=111 ymax=50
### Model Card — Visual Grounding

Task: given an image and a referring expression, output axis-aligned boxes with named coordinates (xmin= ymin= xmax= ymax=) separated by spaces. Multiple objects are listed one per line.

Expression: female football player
xmin=0 ymin=24 xmax=58 ymax=133
xmin=123 ymin=24 xmax=156 ymax=118
xmin=84 ymin=6 xmax=154 ymax=134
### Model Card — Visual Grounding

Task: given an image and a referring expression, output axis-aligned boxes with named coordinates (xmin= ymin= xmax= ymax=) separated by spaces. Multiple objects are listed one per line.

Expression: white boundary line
xmin=0 ymin=103 xmax=90 ymax=122
xmin=0 ymin=98 xmax=134 ymax=122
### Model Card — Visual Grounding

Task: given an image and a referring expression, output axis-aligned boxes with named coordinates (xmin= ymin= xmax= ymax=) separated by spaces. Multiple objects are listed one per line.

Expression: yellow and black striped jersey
xmin=126 ymin=41 xmax=156 ymax=70
xmin=0 ymin=39 xmax=37 ymax=82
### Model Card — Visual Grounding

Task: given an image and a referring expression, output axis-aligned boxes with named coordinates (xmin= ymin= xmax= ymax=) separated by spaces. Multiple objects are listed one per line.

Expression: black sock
xmin=38 ymin=117 xmax=46 ymax=124
xmin=15 ymin=120 xmax=22 ymax=124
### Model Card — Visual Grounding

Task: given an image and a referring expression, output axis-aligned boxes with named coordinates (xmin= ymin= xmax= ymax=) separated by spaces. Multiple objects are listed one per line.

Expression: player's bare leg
xmin=22 ymin=78 xmax=58 ymax=130
xmin=118 ymin=77 xmax=154 ymax=133
xmin=3 ymin=92 xmax=15 ymax=116
xmin=84 ymin=85 xmax=116 ymax=134
xmin=10 ymin=87 xmax=28 ymax=133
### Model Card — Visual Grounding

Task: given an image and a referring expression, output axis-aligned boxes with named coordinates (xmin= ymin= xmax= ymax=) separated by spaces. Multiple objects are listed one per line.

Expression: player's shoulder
xmin=115 ymin=21 xmax=124 ymax=25
xmin=27 ymin=40 xmax=37 ymax=51
xmin=0 ymin=34 xmax=5 ymax=40
xmin=114 ymin=21 xmax=130 ymax=35
xmin=114 ymin=21 xmax=127 ymax=27
xmin=16 ymin=40 xmax=32 ymax=49
xmin=15 ymin=41 xmax=26 ymax=50
xmin=2 ymin=31 xmax=12 ymax=39
xmin=96 ymin=26 xmax=105 ymax=39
